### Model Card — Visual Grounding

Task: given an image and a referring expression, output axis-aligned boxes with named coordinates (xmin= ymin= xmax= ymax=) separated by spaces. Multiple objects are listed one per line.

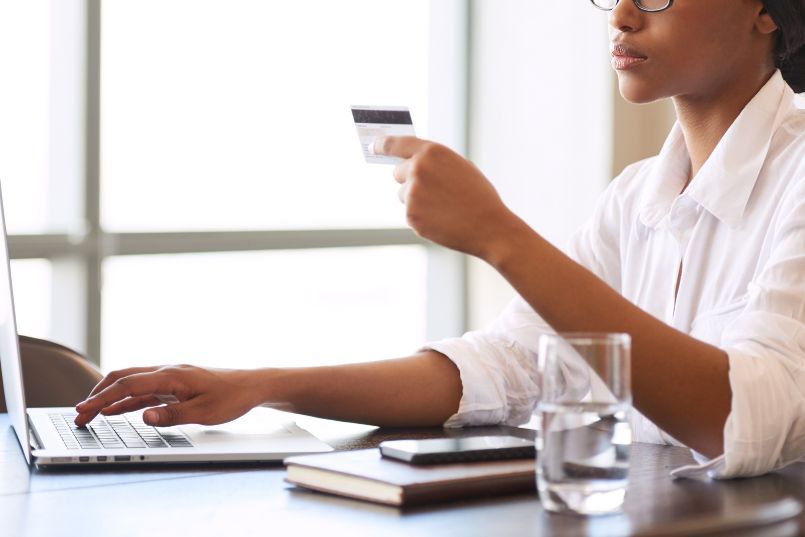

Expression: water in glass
xmin=537 ymin=401 xmax=631 ymax=515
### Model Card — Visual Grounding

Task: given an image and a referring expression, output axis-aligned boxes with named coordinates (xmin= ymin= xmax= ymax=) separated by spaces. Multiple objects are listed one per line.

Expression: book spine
xmin=401 ymin=475 xmax=536 ymax=507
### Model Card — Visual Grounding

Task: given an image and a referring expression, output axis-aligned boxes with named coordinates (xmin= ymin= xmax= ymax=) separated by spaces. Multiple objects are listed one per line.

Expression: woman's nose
xmin=609 ymin=0 xmax=644 ymax=34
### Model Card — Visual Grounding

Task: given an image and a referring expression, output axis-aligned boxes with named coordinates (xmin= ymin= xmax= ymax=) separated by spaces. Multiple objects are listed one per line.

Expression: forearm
xmin=483 ymin=214 xmax=731 ymax=458
xmin=253 ymin=351 xmax=463 ymax=427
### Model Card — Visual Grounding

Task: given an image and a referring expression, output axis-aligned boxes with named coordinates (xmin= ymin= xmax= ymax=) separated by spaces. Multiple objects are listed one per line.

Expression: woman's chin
xmin=617 ymin=75 xmax=666 ymax=105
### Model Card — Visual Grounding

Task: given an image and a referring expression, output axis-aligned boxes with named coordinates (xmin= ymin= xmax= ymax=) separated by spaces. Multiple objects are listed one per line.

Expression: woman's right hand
xmin=73 ymin=364 xmax=264 ymax=428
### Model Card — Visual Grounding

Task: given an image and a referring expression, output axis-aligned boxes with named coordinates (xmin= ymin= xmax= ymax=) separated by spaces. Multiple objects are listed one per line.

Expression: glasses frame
xmin=590 ymin=0 xmax=674 ymax=13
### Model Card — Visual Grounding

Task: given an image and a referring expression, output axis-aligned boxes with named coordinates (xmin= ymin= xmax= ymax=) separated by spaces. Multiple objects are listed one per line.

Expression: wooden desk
xmin=1 ymin=414 xmax=803 ymax=537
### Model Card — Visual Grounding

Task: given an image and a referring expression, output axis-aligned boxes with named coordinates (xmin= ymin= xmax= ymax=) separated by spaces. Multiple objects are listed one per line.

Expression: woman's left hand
xmin=372 ymin=136 xmax=518 ymax=260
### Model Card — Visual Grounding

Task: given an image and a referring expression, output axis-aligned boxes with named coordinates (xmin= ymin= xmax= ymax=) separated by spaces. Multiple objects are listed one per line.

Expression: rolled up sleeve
xmin=718 ymin=250 xmax=805 ymax=477
xmin=424 ymin=298 xmax=547 ymax=428
xmin=722 ymin=328 xmax=805 ymax=477
xmin=674 ymin=188 xmax=805 ymax=479
xmin=673 ymin=320 xmax=805 ymax=479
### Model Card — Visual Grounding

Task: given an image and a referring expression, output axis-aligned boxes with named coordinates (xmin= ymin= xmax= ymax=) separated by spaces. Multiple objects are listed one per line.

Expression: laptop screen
xmin=0 ymin=183 xmax=31 ymax=464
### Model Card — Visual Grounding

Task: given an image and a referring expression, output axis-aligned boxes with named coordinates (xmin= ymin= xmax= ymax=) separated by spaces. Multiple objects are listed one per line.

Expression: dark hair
xmin=761 ymin=0 xmax=805 ymax=92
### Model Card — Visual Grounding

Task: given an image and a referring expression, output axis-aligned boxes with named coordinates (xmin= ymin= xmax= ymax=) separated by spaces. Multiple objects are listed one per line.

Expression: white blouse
xmin=427 ymin=70 xmax=805 ymax=479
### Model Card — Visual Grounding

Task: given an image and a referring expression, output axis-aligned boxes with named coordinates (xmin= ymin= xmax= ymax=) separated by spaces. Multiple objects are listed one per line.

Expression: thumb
xmin=370 ymin=136 xmax=423 ymax=158
xmin=143 ymin=401 xmax=201 ymax=426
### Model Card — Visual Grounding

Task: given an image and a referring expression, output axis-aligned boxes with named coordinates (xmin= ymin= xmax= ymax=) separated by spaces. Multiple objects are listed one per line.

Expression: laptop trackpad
xmin=177 ymin=408 xmax=317 ymax=448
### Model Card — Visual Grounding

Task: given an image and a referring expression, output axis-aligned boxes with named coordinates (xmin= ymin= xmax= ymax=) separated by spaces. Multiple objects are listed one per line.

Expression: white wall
xmin=465 ymin=0 xmax=613 ymax=329
xmin=611 ymin=79 xmax=676 ymax=178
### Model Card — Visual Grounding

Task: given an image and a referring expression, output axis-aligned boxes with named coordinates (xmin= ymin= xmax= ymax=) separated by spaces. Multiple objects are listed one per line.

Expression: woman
xmin=75 ymin=0 xmax=805 ymax=478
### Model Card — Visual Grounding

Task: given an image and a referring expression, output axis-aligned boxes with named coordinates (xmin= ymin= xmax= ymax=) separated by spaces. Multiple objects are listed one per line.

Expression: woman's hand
xmin=372 ymin=136 xmax=521 ymax=260
xmin=73 ymin=365 xmax=263 ymax=428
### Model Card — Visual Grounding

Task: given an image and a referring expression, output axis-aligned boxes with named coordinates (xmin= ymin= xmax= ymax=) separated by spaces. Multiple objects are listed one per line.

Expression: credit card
xmin=351 ymin=105 xmax=416 ymax=164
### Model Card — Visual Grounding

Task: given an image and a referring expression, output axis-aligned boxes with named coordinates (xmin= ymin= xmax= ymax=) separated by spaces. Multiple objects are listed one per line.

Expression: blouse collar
xmin=639 ymin=70 xmax=796 ymax=229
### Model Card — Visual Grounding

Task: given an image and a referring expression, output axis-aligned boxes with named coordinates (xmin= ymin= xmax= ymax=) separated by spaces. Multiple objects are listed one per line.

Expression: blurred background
xmin=2 ymin=1 xmax=798 ymax=372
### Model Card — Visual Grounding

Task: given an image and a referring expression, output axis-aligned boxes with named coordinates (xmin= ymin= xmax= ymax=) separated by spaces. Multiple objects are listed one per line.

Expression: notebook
xmin=285 ymin=448 xmax=536 ymax=506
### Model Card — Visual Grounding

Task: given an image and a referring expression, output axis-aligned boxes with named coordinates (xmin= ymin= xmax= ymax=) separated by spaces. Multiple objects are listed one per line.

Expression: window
xmin=1 ymin=0 xmax=468 ymax=370
xmin=9 ymin=260 xmax=52 ymax=339
xmin=101 ymin=0 xmax=431 ymax=232
xmin=0 ymin=2 xmax=53 ymax=235
xmin=101 ymin=247 xmax=427 ymax=371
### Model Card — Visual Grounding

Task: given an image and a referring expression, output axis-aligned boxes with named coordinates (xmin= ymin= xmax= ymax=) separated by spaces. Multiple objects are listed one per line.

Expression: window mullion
xmin=424 ymin=0 xmax=471 ymax=340
xmin=84 ymin=0 xmax=103 ymax=365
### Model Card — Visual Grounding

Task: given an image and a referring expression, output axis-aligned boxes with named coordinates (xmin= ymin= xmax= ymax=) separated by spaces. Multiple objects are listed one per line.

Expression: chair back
xmin=0 ymin=336 xmax=102 ymax=413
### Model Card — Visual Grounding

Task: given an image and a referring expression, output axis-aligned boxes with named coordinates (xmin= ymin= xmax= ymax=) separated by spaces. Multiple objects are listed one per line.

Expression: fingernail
xmin=144 ymin=410 xmax=158 ymax=424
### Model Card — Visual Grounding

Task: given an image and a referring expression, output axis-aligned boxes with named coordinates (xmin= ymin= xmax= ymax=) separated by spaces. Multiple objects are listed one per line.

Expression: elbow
xmin=693 ymin=436 xmax=725 ymax=461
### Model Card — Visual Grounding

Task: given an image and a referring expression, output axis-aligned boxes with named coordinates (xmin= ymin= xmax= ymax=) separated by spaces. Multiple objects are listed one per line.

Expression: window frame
xmin=7 ymin=0 xmax=471 ymax=366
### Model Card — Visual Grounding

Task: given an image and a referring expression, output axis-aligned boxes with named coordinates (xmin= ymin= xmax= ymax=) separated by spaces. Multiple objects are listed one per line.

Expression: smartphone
xmin=379 ymin=436 xmax=535 ymax=465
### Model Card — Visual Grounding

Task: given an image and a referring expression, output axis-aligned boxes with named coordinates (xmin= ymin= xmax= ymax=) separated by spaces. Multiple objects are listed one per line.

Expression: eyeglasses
xmin=590 ymin=0 xmax=674 ymax=13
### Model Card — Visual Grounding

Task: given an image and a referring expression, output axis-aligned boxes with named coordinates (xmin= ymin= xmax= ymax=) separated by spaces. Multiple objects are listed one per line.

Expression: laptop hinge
xmin=28 ymin=415 xmax=43 ymax=451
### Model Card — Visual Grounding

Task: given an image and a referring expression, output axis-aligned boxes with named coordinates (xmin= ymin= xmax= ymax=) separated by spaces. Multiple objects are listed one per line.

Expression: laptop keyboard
xmin=50 ymin=413 xmax=193 ymax=449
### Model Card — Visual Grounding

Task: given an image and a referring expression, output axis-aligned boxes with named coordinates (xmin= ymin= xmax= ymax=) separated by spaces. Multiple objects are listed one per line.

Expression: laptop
xmin=0 ymin=188 xmax=333 ymax=467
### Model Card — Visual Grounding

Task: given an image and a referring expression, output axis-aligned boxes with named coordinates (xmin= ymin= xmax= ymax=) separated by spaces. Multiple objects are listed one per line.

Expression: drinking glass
xmin=536 ymin=333 xmax=632 ymax=515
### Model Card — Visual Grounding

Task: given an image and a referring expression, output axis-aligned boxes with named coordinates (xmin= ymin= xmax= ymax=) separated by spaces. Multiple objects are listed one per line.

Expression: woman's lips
xmin=611 ymin=43 xmax=648 ymax=70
